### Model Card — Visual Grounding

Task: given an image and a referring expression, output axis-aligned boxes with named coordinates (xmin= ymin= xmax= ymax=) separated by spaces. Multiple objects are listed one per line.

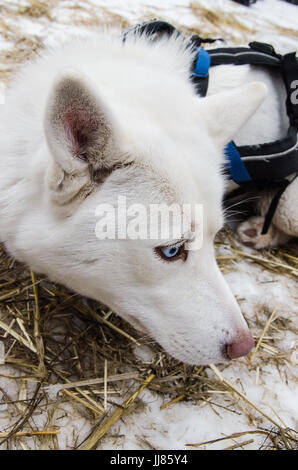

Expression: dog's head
xmin=42 ymin=54 xmax=266 ymax=365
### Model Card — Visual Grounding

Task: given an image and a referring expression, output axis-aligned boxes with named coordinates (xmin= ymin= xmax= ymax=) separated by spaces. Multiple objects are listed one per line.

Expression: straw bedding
xmin=0 ymin=0 xmax=297 ymax=450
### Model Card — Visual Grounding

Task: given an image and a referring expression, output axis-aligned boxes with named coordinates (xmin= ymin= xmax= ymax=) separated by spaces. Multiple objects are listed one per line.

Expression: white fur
xmin=0 ymin=30 xmax=293 ymax=365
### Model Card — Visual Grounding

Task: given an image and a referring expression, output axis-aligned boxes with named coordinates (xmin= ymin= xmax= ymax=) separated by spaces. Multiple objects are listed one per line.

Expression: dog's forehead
xmin=105 ymin=157 xmax=220 ymax=226
xmin=126 ymin=158 xmax=199 ymax=204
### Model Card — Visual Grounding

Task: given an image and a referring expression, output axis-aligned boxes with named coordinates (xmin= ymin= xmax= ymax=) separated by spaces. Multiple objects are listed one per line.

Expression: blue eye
xmin=156 ymin=244 xmax=188 ymax=262
xmin=161 ymin=246 xmax=180 ymax=258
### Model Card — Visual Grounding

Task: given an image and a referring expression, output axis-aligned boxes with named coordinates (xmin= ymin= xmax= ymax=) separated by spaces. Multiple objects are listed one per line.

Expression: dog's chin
xmin=169 ymin=353 xmax=230 ymax=367
xmin=121 ymin=315 xmax=231 ymax=366
xmin=160 ymin=343 xmax=231 ymax=367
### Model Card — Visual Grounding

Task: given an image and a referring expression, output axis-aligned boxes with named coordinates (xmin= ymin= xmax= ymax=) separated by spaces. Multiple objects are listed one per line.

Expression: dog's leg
xmin=237 ymin=178 xmax=298 ymax=248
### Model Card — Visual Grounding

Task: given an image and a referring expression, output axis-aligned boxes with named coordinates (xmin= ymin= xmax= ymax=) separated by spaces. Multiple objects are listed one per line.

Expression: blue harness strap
xmin=193 ymin=47 xmax=210 ymax=96
xmin=225 ymin=142 xmax=252 ymax=184
xmin=193 ymin=47 xmax=211 ymax=77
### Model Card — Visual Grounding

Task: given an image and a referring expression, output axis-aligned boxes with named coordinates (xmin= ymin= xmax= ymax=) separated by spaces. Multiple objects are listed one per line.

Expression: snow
xmin=0 ymin=0 xmax=297 ymax=450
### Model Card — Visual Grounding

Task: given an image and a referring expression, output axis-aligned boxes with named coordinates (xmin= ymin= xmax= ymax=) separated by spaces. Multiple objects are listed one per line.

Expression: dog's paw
xmin=237 ymin=215 xmax=291 ymax=249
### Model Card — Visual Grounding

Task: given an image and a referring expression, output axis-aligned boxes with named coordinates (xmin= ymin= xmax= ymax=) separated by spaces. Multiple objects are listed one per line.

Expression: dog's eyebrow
xmin=175 ymin=223 xmax=197 ymax=246
xmin=164 ymin=233 xmax=195 ymax=246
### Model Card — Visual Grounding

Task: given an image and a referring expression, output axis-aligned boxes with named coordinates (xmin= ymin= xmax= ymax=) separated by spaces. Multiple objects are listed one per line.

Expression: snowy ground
xmin=0 ymin=0 xmax=297 ymax=450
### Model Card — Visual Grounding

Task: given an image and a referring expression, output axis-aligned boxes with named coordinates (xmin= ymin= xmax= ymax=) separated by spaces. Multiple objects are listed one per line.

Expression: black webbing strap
xmin=188 ymin=34 xmax=224 ymax=48
xmin=236 ymin=127 xmax=298 ymax=183
xmin=260 ymin=180 xmax=291 ymax=234
xmin=123 ymin=19 xmax=222 ymax=49
xmin=261 ymin=174 xmax=298 ymax=234
xmin=123 ymin=20 xmax=177 ymax=42
xmin=208 ymin=45 xmax=281 ymax=67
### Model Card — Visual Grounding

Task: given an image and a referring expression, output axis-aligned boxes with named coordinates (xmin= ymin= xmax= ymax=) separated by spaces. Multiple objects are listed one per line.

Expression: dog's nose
xmin=226 ymin=330 xmax=254 ymax=359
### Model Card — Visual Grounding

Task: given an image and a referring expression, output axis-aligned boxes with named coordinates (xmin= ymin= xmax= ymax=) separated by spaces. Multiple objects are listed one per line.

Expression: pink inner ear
xmin=62 ymin=107 xmax=99 ymax=157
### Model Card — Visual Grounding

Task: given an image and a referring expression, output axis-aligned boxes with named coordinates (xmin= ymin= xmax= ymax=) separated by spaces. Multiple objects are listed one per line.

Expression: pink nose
xmin=226 ymin=331 xmax=254 ymax=359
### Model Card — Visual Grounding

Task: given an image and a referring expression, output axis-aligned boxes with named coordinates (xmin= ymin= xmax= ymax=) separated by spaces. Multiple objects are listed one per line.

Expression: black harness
xmin=124 ymin=21 xmax=298 ymax=233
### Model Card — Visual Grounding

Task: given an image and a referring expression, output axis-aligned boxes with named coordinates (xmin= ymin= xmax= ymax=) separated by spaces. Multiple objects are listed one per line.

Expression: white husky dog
xmin=0 ymin=30 xmax=296 ymax=365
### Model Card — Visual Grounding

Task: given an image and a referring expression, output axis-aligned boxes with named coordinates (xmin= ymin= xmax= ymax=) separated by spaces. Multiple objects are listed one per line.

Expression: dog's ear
xmin=198 ymin=82 xmax=267 ymax=149
xmin=44 ymin=73 xmax=121 ymax=215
